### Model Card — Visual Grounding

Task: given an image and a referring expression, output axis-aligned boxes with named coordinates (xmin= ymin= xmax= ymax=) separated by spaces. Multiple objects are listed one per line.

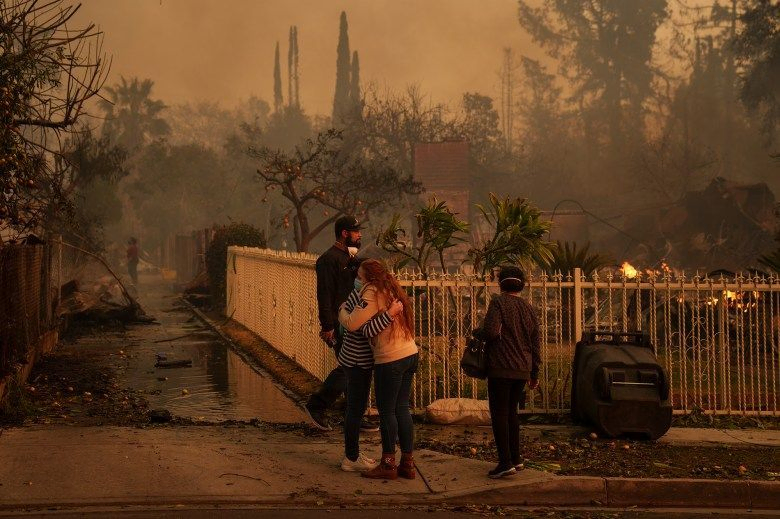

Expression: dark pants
xmin=128 ymin=260 xmax=138 ymax=285
xmin=343 ymin=366 xmax=373 ymax=460
xmin=307 ymin=335 xmax=346 ymax=411
xmin=374 ymin=353 xmax=418 ymax=454
xmin=488 ymin=377 xmax=526 ymax=467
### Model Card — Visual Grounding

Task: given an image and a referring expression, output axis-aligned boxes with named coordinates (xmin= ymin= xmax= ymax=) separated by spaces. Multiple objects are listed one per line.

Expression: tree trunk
xmin=295 ymin=209 xmax=312 ymax=252
xmin=292 ymin=214 xmax=302 ymax=252
xmin=299 ymin=235 xmax=311 ymax=253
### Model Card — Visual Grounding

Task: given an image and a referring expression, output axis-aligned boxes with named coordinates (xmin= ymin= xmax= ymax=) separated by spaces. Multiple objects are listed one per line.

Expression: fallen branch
xmin=58 ymin=238 xmax=140 ymax=310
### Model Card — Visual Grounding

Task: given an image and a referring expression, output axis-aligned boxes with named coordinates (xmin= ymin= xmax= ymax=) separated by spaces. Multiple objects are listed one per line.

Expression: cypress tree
xmin=292 ymin=26 xmax=300 ymax=108
xmin=350 ymin=50 xmax=361 ymax=116
xmin=287 ymin=26 xmax=294 ymax=108
xmin=273 ymin=41 xmax=283 ymax=112
xmin=332 ymin=11 xmax=351 ymax=123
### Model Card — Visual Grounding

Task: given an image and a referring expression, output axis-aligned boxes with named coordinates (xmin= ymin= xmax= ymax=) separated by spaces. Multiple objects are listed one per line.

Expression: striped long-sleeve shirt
xmin=337 ymin=288 xmax=392 ymax=368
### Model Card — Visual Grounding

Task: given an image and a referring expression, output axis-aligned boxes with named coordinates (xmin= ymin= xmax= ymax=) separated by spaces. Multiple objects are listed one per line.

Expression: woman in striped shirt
xmin=340 ymin=259 xmax=418 ymax=480
xmin=337 ymin=276 xmax=403 ymax=472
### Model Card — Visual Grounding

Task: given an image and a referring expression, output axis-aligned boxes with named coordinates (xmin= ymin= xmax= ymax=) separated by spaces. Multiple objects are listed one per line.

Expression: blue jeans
xmin=343 ymin=366 xmax=373 ymax=461
xmin=374 ymin=353 xmax=418 ymax=454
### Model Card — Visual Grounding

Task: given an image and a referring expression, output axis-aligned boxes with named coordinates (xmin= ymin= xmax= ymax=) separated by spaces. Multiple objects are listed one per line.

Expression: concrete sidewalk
xmin=0 ymin=426 xmax=777 ymax=512
xmin=0 ymin=426 xmax=551 ymax=508
xmin=659 ymin=426 xmax=780 ymax=447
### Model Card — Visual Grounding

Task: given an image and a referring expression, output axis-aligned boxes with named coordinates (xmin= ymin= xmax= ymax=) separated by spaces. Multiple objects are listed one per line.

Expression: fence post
xmin=573 ymin=267 xmax=583 ymax=343
xmin=717 ymin=292 xmax=727 ymax=410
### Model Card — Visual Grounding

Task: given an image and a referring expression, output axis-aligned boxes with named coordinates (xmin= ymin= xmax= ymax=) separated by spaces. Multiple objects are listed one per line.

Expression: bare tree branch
xmin=1 ymin=0 xmax=110 ymax=241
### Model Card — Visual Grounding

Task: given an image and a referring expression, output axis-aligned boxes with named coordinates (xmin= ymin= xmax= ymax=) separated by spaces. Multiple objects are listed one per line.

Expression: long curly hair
xmin=359 ymin=259 xmax=414 ymax=339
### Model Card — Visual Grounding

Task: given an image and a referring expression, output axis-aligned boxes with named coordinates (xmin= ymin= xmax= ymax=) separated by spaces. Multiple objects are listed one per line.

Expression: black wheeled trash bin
xmin=571 ymin=331 xmax=672 ymax=440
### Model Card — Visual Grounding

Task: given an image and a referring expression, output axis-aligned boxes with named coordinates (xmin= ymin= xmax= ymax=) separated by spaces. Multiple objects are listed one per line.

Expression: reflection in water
xmin=226 ymin=351 xmax=303 ymax=419
xmin=120 ymin=325 xmax=305 ymax=423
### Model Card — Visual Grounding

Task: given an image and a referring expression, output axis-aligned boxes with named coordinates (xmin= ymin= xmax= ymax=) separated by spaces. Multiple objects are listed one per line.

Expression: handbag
xmin=461 ymin=301 xmax=503 ymax=379
xmin=460 ymin=332 xmax=488 ymax=379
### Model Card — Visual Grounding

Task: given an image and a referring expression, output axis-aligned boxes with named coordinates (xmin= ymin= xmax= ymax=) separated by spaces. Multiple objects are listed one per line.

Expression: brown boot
xmin=361 ymin=452 xmax=397 ymax=479
xmin=398 ymin=452 xmax=416 ymax=479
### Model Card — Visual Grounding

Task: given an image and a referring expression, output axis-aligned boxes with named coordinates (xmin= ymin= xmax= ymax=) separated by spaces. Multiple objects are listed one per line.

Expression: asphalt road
xmin=1 ymin=506 xmax=778 ymax=519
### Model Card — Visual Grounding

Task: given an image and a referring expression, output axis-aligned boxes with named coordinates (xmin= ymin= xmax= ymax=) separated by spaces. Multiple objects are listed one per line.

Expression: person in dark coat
xmin=304 ymin=215 xmax=378 ymax=434
xmin=481 ymin=265 xmax=541 ymax=478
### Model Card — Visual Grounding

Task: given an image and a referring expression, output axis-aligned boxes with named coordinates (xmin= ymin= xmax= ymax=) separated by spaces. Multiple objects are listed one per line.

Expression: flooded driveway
xmin=96 ymin=277 xmax=307 ymax=423
xmin=121 ymin=327 xmax=305 ymax=422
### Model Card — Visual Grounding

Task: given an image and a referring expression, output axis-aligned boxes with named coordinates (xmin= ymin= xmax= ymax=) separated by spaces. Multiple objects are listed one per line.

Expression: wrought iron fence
xmin=226 ymin=247 xmax=779 ymax=415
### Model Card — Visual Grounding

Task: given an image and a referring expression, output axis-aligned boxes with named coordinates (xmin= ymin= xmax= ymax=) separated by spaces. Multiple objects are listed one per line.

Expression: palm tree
xmin=543 ymin=241 xmax=612 ymax=277
xmin=99 ymin=77 xmax=170 ymax=151
xmin=468 ymin=193 xmax=555 ymax=277
xmin=376 ymin=197 xmax=469 ymax=273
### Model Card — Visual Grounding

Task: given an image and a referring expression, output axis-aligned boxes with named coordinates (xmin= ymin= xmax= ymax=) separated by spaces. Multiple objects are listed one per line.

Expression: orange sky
xmin=73 ymin=0 xmax=541 ymax=114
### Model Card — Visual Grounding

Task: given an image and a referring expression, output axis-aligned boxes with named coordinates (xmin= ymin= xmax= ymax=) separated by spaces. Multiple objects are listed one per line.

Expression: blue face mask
xmin=354 ymin=278 xmax=363 ymax=291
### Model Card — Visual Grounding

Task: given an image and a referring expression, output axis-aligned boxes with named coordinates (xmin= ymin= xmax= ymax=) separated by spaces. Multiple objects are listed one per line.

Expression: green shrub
xmin=206 ymin=223 xmax=266 ymax=309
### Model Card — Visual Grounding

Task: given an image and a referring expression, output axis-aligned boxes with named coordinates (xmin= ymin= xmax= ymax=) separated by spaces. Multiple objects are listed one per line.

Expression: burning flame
xmin=643 ymin=262 xmax=673 ymax=278
xmin=621 ymin=261 xmax=638 ymax=279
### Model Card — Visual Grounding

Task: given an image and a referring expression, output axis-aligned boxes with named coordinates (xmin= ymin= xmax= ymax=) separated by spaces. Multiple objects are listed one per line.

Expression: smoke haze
xmin=62 ymin=0 xmax=777 ymax=269
xmin=76 ymin=0 xmax=539 ymax=113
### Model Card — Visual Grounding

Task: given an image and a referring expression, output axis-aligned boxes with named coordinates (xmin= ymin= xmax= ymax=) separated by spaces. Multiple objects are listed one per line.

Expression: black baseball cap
xmin=335 ymin=215 xmax=364 ymax=236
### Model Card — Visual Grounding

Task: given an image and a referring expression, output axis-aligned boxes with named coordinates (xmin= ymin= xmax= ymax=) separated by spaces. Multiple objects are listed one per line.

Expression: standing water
xmin=117 ymin=275 xmax=307 ymax=423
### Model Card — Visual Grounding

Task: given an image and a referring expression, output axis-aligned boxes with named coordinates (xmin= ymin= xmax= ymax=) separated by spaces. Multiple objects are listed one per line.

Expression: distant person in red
xmin=126 ymin=237 xmax=139 ymax=285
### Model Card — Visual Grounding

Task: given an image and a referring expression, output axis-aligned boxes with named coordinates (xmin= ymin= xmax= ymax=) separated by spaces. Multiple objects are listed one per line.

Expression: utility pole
xmin=499 ymin=48 xmax=517 ymax=153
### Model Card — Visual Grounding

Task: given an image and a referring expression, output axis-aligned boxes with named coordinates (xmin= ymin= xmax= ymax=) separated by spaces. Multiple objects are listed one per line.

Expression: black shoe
xmin=359 ymin=418 xmax=379 ymax=432
xmin=304 ymin=402 xmax=332 ymax=431
xmin=488 ymin=464 xmax=517 ymax=479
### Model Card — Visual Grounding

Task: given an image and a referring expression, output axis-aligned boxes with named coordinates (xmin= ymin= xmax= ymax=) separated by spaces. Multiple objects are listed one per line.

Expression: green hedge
xmin=206 ymin=223 xmax=266 ymax=309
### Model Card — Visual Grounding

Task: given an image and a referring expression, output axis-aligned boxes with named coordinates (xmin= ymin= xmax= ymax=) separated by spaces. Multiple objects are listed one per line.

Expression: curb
xmin=449 ymin=475 xmax=780 ymax=510
xmin=0 ymin=477 xmax=777 ymax=512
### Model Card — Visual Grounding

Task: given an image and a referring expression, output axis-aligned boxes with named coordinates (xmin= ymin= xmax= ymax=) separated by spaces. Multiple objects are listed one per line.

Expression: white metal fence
xmin=226 ymin=247 xmax=337 ymax=382
xmin=226 ymin=247 xmax=779 ymax=415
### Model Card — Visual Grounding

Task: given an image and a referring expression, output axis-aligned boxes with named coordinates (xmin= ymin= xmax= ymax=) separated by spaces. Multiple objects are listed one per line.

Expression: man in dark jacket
xmin=304 ymin=216 xmax=378 ymax=432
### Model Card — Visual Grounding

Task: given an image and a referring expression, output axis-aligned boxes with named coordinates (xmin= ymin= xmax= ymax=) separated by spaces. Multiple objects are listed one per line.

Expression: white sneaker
xmin=341 ymin=453 xmax=379 ymax=472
